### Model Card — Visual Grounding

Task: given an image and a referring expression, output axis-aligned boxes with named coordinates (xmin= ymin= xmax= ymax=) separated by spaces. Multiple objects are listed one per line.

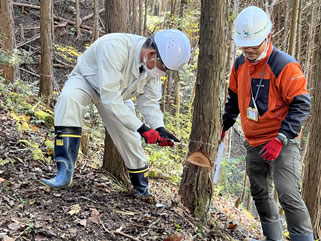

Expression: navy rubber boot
xmin=39 ymin=126 xmax=81 ymax=189
xmin=128 ymin=165 xmax=149 ymax=196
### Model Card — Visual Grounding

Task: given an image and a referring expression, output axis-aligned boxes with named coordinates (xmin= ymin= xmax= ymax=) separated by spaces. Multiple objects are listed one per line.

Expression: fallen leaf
xmin=2 ymin=235 xmax=14 ymax=241
xmin=8 ymin=222 xmax=21 ymax=231
xmin=88 ymin=208 xmax=100 ymax=224
xmin=227 ymin=222 xmax=237 ymax=229
xmin=77 ymin=219 xmax=87 ymax=227
xmin=163 ymin=232 xmax=183 ymax=241
xmin=69 ymin=228 xmax=77 ymax=238
xmin=0 ymin=178 xmax=5 ymax=182
xmin=68 ymin=204 xmax=81 ymax=216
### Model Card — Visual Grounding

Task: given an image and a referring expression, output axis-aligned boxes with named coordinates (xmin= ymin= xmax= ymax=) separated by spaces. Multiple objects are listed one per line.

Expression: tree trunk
xmin=132 ymin=0 xmax=137 ymax=34
xmin=179 ymin=0 xmax=227 ymax=220
xmin=294 ymin=0 xmax=302 ymax=60
xmin=302 ymin=23 xmax=321 ymax=240
xmin=75 ymin=0 xmax=81 ymax=38
xmin=0 ymin=0 xmax=20 ymax=84
xmin=143 ymin=0 xmax=148 ymax=36
xmin=138 ymin=0 xmax=143 ymax=36
xmin=39 ymin=0 xmax=53 ymax=97
xmin=105 ymin=0 xmax=128 ymax=34
xmin=304 ymin=0 xmax=316 ymax=88
xmin=151 ymin=0 xmax=157 ymax=16
xmin=103 ymin=0 xmax=129 ymax=183
xmin=175 ymin=73 xmax=180 ymax=117
xmin=93 ymin=0 xmax=100 ymax=40
xmin=288 ymin=0 xmax=299 ymax=56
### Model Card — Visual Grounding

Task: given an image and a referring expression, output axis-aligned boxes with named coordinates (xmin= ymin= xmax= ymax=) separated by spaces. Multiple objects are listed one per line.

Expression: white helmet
xmin=153 ymin=29 xmax=191 ymax=71
xmin=233 ymin=6 xmax=272 ymax=47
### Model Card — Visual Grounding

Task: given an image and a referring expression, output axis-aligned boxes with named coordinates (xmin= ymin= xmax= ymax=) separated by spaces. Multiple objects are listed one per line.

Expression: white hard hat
xmin=153 ymin=29 xmax=191 ymax=71
xmin=233 ymin=6 xmax=272 ymax=47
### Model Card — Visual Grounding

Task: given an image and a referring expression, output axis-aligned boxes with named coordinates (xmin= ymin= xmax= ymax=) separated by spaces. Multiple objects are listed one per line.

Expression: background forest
xmin=0 ymin=0 xmax=320 ymax=240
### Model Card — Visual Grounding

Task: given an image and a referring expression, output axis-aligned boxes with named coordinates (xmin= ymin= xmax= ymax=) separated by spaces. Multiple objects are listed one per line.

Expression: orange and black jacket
xmin=223 ymin=43 xmax=311 ymax=147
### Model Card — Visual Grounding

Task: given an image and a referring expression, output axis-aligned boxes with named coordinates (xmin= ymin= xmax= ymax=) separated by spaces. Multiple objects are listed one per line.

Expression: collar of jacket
xmin=245 ymin=41 xmax=273 ymax=66
xmin=132 ymin=38 xmax=146 ymax=78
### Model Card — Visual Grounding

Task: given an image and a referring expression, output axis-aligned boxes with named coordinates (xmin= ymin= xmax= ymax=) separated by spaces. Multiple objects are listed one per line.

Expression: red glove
xmin=259 ymin=138 xmax=283 ymax=161
xmin=138 ymin=124 xmax=161 ymax=144
xmin=158 ymin=137 xmax=174 ymax=147
xmin=220 ymin=130 xmax=226 ymax=141
xmin=156 ymin=127 xmax=179 ymax=147
xmin=141 ymin=129 xmax=161 ymax=144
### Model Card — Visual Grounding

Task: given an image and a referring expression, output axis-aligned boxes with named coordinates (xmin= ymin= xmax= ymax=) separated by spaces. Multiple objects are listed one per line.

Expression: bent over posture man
xmin=221 ymin=6 xmax=314 ymax=241
xmin=39 ymin=29 xmax=191 ymax=196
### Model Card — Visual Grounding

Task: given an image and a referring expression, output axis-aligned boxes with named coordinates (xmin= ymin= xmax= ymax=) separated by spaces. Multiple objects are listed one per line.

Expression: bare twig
xmin=20 ymin=67 xmax=40 ymax=77
xmin=98 ymin=216 xmax=116 ymax=237
xmin=98 ymin=217 xmax=140 ymax=241
xmin=113 ymin=231 xmax=140 ymax=241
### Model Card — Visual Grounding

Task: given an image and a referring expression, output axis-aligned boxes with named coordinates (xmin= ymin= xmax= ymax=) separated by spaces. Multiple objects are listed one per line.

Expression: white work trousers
xmin=54 ymin=67 xmax=147 ymax=170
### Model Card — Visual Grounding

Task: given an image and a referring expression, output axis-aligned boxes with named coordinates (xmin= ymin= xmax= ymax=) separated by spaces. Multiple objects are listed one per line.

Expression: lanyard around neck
xmin=248 ymin=53 xmax=271 ymax=113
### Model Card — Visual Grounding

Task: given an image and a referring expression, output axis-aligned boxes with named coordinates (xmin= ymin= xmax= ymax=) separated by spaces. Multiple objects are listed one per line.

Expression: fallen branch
xmin=82 ymin=8 xmax=105 ymax=21
xmin=17 ymin=34 xmax=40 ymax=48
xmin=13 ymin=2 xmax=93 ymax=30
xmin=53 ymin=57 xmax=75 ymax=68
xmin=13 ymin=2 xmax=40 ymax=10
xmin=53 ymin=64 xmax=73 ymax=68
xmin=53 ymin=15 xmax=93 ymax=30
xmin=20 ymin=67 xmax=40 ymax=77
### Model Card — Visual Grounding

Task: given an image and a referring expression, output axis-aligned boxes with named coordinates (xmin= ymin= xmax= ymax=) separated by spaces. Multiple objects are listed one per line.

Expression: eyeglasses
xmin=242 ymin=39 xmax=266 ymax=50
xmin=156 ymin=54 xmax=169 ymax=71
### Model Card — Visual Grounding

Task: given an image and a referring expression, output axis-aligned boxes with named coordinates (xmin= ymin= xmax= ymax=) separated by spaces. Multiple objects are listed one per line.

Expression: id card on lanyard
xmin=247 ymin=54 xmax=271 ymax=122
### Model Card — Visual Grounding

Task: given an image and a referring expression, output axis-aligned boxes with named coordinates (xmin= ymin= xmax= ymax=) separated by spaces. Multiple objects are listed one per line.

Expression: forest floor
xmin=0 ymin=0 xmax=264 ymax=240
xmin=0 ymin=96 xmax=262 ymax=241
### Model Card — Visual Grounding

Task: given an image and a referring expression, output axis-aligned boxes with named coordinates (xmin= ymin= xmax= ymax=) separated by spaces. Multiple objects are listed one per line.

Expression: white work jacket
xmin=76 ymin=33 xmax=164 ymax=132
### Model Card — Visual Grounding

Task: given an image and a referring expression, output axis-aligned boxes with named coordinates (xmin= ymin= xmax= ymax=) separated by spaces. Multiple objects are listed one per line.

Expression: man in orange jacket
xmin=221 ymin=6 xmax=313 ymax=241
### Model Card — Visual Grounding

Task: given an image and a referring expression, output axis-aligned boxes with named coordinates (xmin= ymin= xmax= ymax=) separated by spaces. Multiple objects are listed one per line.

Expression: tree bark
xmin=179 ymin=0 xmax=227 ymax=220
xmin=39 ymin=0 xmax=53 ymax=97
xmin=132 ymin=0 xmax=137 ymax=34
xmin=143 ymin=0 xmax=148 ymax=36
xmin=151 ymin=0 xmax=157 ymax=16
xmin=75 ymin=0 xmax=82 ymax=38
xmin=103 ymin=0 xmax=129 ymax=183
xmin=302 ymin=22 xmax=321 ymax=240
xmin=93 ymin=0 xmax=100 ymax=41
xmin=294 ymin=0 xmax=302 ymax=60
xmin=105 ymin=0 xmax=129 ymax=34
xmin=288 ymin=0 xmax=299 ymax=56
xmin=0 ymin=0 xmax=20 ymax=84
xmin=138 ymin=0 xmax=143 ymax=36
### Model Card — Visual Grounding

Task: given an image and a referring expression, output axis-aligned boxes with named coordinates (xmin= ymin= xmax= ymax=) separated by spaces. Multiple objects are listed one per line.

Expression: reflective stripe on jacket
xmin=223 ymin=43 xmax=311 ymax=147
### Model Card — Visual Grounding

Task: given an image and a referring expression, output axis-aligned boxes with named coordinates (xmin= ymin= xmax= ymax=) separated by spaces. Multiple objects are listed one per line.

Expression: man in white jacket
xmin=39 ymin=29 xmax=191 ymax=196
